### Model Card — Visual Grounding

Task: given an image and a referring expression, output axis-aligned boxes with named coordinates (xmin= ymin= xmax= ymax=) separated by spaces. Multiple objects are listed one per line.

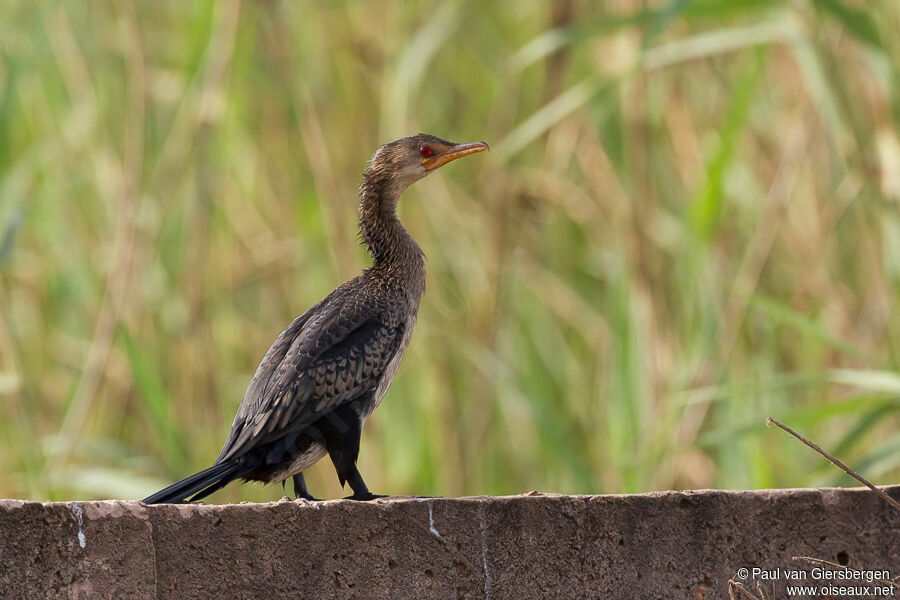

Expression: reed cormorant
xmin=143 ymin=134 xmax=488 ymax=503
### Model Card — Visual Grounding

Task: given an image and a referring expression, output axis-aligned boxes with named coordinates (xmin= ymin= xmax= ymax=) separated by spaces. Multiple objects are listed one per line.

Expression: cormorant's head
xmin=367 ymin=134 xmax=489 ymax=194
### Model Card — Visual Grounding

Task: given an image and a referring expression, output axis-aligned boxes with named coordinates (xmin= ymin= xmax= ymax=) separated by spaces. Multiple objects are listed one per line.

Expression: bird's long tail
xmin=142 ymin=461 xmax=247 ymax=504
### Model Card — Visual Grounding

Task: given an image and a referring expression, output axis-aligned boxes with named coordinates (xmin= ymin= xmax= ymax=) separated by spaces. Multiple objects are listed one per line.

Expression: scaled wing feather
xmin=216 ymin=284 xmax=404 ymax=463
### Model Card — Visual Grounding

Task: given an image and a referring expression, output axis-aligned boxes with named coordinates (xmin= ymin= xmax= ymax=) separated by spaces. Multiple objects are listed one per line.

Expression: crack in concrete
xmin=71 ymin=503 xmax=86 ymax=549
xmin=478 ymin=501 xmax=492 ymax=600
xmin=428 ymin=501 xmax=442 ymax=539
xmin=145 ymin=507 xmax=159 ymax=599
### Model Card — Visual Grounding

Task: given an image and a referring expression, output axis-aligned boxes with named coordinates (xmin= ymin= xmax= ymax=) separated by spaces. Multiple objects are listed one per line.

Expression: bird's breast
xmin=368 ymin=311 xmax=418 ymax=416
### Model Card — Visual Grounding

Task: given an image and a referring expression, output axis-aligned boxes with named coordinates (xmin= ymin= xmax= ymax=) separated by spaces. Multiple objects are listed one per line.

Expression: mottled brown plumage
xmin=143 ymin=134 xmax=488 ymax=503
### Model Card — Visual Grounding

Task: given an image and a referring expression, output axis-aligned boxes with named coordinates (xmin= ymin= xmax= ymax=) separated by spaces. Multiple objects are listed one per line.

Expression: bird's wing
xmin=216 ymin=286 xmax=405 ymax=463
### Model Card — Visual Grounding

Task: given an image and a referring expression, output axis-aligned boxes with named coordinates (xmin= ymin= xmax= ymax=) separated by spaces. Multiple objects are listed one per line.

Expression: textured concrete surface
xmin=1 ymin=487 xmax=898 ymax=599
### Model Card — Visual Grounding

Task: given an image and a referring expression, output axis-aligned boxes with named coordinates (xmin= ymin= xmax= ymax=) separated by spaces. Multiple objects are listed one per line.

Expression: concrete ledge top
xmin=2 ymin=486 xmax=898 ymax=599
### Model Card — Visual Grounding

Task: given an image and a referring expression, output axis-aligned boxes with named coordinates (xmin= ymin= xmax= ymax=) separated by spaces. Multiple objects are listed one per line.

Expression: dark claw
xmin=343 ymin=492 xmax=387 ymax=501
xmin=295 ymin=494 xmax=324 ymax=502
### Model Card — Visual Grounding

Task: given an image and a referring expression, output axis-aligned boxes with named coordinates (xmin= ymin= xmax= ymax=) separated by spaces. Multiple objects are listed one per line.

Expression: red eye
xmin=419 ymin=146 xmax=433 ymax=157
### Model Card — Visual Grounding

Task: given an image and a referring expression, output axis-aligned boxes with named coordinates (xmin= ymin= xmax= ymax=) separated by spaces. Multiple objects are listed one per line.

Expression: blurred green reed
xmin=0 ymin=0 xmax=898 ymax=502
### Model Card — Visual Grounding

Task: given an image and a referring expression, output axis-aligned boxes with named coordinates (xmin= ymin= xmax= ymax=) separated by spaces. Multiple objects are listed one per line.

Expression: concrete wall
xmin=1 ymin=487 xmax=898 ymax=599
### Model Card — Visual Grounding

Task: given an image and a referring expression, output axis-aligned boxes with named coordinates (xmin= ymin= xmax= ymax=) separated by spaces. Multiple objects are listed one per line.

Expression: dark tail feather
xmin=143 ymin=462 xmax=245 ymax=504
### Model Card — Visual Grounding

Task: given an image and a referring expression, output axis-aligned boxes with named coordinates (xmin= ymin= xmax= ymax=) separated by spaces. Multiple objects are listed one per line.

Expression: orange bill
xmin=422 ymin=141 xmax=489 ymax=171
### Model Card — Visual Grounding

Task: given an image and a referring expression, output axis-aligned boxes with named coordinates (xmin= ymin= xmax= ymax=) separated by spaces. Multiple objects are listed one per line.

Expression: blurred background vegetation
xmin=0 ymin=0 xmax=898 ymax=502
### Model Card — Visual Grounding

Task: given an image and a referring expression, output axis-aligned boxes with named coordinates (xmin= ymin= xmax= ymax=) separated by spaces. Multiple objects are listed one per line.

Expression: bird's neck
xmin=358 ymin=172 xmax=425 ymax=286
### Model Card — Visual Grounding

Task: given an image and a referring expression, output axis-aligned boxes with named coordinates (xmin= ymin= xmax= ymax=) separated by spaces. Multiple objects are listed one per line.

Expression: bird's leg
xmin=319 ymin=402 xmax=386 ymax=501
xmin=343 ymin=465 xmax=386 ymax=501
xmin=292 ymin=472 xmax=321 ymax=502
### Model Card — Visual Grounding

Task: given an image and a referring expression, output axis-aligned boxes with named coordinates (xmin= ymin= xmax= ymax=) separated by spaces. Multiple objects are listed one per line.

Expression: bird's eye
xmin=419 ymin=146 xmax=433 ymax=157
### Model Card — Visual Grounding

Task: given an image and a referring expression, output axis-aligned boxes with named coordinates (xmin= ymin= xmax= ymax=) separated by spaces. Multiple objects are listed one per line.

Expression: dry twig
xmin=766 ymin=417 xmax=900 ymax=512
